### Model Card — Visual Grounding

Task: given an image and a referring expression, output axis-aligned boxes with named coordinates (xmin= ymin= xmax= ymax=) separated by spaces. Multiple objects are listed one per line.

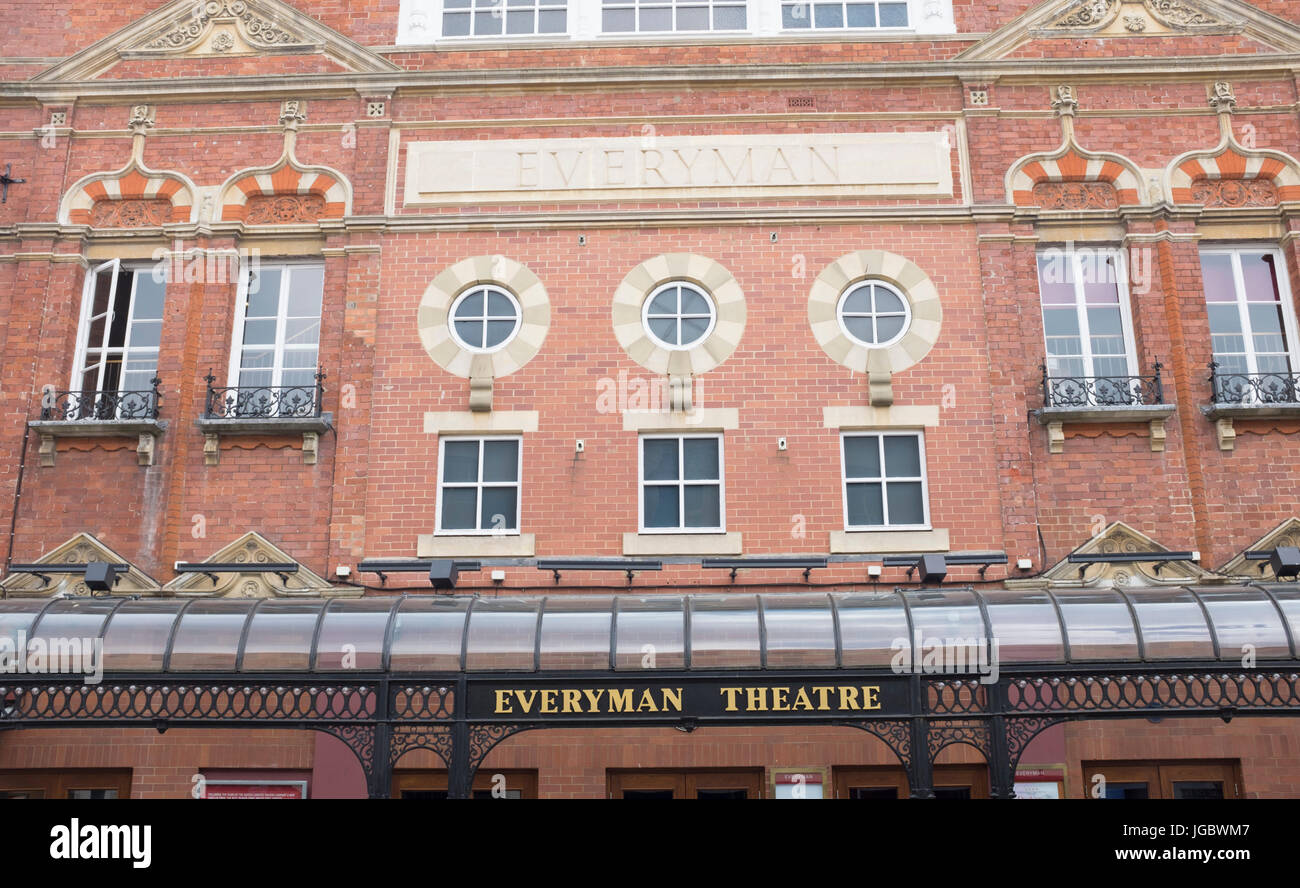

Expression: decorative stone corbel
xmin=38 ymin=434 xmax=55 ymax=467
xmin=1215 ymin=418 xmax=1236 ymax=451
xmin=1046 ymin=421 xmax=1065 ymax=454
xmin=1210 ymin=81 xmax=1237 ymax=140
xmin=137 ymin=433 xmax=156 ymax=466
xmin=128 ymin=104 xmax=155 ymax=136
xmin=468 ymin=353 xmax=494 ymax=412
xmin=280 ymin=99 xmax=306 ymax=130
xmin=302 ymin=431 xmax=319 ymax=465
xmin=203 ymin=433 xmax=220 ymax=466
xmin=866 ymin=350 xmax=894 ymax=407
xmin=1051 ymin=84 xmax=1077 ymax=141
xmin=668 ymin=375 xmax=694 ymax=412
xmin=1148 ymin=418 xmax=1167 ymax=452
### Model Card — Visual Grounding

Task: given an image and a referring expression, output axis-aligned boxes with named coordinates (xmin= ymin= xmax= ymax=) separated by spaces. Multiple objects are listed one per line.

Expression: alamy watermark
xmin=0 ymin=632 xmax=103 ymax=684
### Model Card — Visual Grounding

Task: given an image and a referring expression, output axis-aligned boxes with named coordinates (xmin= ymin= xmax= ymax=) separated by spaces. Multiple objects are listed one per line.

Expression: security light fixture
xmin=84 ymin=561 xmax=118 ymax=592
xmin=1271 ymin=547 xmax=1300 ymax=579
xmin=8 ymin=561 xmax=130 ymax=589
xmin=882 ymin=552 xmax=1008 ymax=582
xmin=701 ymin=556 xmax=827 ymax=582
xmin=536 ymin=559 xmax=663 ymax=584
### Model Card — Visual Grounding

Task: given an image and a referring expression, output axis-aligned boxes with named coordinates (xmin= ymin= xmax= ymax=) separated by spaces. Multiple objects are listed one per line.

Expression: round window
xmin=837 ymin=280 xmax=912 ymax=348
xmin=449 ymin=285 xmax=522 ymax=352
xmin=642 ymin=281 xmax=717 ymax=350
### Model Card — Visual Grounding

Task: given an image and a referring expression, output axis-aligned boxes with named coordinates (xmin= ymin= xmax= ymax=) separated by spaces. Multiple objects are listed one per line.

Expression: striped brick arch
xmin=218 ymin=162 xmax=349 ymax=223
xmin=1008 ymin=144 xmax=1145 ymax=209
xmin=1168 ymin=143 xmax=1300 ymax=207
xmin=63 ymin=165 xmax=196 ymax=226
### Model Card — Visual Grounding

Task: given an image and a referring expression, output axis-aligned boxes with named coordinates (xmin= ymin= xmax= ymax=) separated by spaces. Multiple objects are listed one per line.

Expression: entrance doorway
xmin=607 ymin=769 xmax=765 ymax=799
xmin=834 ymin=765 xmax=990 ymax=799
xmin=1082 ymin=760 xmax=1240 ymax=799
xmin=0 ymin=769 xmax=132 ymax=799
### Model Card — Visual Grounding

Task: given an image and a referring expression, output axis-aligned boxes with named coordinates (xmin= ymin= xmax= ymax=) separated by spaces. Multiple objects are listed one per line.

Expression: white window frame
xmin=600 ymin=0 xmax=749 ymax=34
xmin=638 ymin=433 xmax=726 ymax=534
xmin=1036 ymin=247 xmax=1140 ymax=381
xmin=777 ymin=0 xmax=911 ymax=32
xmin=435 ymin=435 xmax=524 ymax=536
xmin=448 ymin=284 xmax=523 ymax=353
xmin=1201 ymin=245 xmax=1300 ymax=381
xmin=437 ymin=0 xmax=571 ymax=39
xmin=840 ymin=430 xmax=930 ymax=532
xmin=69 ymin=259 xmax=162 ymax=401
xmin=641 ymin=280 xmax=718 ymax=351
xmin=225 ymin=260 xmax=324 ymax=392
xmin=836 ymin=278 xmax=912 ymax=349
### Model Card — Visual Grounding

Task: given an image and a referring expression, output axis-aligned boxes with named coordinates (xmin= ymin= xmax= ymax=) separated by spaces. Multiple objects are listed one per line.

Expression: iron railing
xmin=203 ymin=369 xmax=325 ymax=419
xmin=38 ymin=377 xmax=162 ymax=421
xmin=1209 ymin=362 xmax=1300 ymax=405
xmin=1041 ymin=363 xmax=1164 ymax=408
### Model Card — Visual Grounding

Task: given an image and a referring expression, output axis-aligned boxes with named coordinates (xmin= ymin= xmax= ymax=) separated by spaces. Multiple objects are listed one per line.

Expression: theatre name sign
xmin=468 ymin=679 xmax=911 ymax=721
xmin=403 ymin=132 xmax=954 ymax=205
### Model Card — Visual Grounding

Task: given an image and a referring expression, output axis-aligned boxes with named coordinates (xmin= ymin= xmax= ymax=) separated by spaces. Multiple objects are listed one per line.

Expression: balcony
xmin=28 ymin=377 xmax=166 ymax=466
xmin=196 ymin=370 xmax=331 ymax=465
xmin=1033 ymin=364 xmax=1176 ymax=454
xmin=1203 ymin=363 xmax=1300 ymax=451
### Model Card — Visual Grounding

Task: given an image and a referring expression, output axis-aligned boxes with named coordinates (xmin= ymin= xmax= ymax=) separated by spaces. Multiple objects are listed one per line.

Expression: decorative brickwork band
xmin=1009 ymin=145 xmax=1144 ymax=208
xmin=1031 ymin=181 xmax=1119 ymax=210
xmin=1169 ymin=144 xmax=1300 ymax=205
xmin=219 ymin=162 xmax=347 ymax=222
xmin=63 ymin=165 xmax=196 ymax=226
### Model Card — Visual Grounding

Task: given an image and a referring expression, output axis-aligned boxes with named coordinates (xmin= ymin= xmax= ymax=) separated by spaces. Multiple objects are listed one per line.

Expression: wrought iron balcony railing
xmin=1041 ymin=363 xmax=1164 ymax=408
xmin=203 ymin=369 xmax=325 ymax=420
xmin=39 ymin=377 xmax=162 ymax=422
xmin=1209 ymin=362 xmax=1300 ymax=405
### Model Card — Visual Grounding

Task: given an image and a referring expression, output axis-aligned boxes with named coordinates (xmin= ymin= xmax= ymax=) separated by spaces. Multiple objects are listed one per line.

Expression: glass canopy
xmin=0 ymin=584 xmax=1295 ymax=674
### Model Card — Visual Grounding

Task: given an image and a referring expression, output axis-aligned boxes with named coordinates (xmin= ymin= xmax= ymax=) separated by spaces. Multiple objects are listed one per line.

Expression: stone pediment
xmin=957 ymin=0 xmax=1300 ymax=61
xmin=1219 ymin=518 xmax=1300 ymax=579
xmin=163 ymin=532 xmax=361 ymax=598
xmin=0 ymin=533 xmax=160 ymax=598
xmin=33 ymin=0 xmax=399 ymax=82
xmin=1011 ymin=521 xmax=1216 ymax=590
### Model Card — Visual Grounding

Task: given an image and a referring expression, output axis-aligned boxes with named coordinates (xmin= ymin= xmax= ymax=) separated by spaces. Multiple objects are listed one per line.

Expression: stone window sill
xmin=622 ymin=532 xmax=743 ymax=556
xmin=830 ymin=528 xmax=949 ymax=555
xmin=28 ymin=418 xmax=167 ymax=467
xmin=1033 ymin=404 xmax=1176 ymax=453
xmin=417 ymin=534 xmax=536 ymax=558
xmin=1201 ymin=402 xmax=1300 ymax=451
xmin=195 ymin=413 xmax=332 ymax=465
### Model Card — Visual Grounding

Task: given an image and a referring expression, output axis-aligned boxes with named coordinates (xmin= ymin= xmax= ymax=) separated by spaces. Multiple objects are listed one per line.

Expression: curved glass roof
xmin=0 ymin=584 xmax=1295 ymax=674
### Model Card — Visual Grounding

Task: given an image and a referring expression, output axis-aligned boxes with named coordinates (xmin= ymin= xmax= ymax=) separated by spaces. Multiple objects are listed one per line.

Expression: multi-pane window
xmin=443 ymin=0 xmax=567 ymax=37
xmin=837 ymin=279 xmax=911 ymax=348
xmin=603 ymin=0 xmax=746 ymax=33
xmin=1036 ymin=249 xmax=1137 ymax=403
xmin=437 ymin=437 xmax=522 ymax=534
xmin=449 ymin=285 xmax=522 ymax=352
xmin=841 ymin=432 xmax=928 ymax=530
xmin=640 ymin=434 xmax=724 ymax=532
xmin=643 ymin=281 xmax=716 ymax=349
xmin=229 ymin=263 xmax=323 ymax=400
xmin=1201 ymin=248 xmax=1298 ymax=398
xmin=71 ymin=261 xmax=165 ymax=417
xmin=781 ymin=1 xmax=908 ymax=29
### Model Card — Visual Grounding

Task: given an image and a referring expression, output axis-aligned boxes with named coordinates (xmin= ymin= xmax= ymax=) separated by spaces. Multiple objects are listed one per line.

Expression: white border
xmin=226 ymin=260 xmax=325 ymax=390
xmin=641 ymin=280 xmax=718 ymax=351
xmin=836 ymin=278 xmax=912 ymax=349
xmin=447 ymin=284 xmax=523 ymax=354
xmin=1035 ymin=246 xmax=1140 ymax=388
xmin=840 ymin=430 xmax=930 ymax=532
xmin=638 ymin=432 xmax=726 ymax=534
xmin=1200 ymin=245 xmax=1300 ymax=388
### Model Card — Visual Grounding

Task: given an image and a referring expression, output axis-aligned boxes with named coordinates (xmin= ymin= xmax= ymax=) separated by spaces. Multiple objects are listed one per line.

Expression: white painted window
xmin=1036 ymin=248 xmax=1139 ymax=404
xmin=442 ymin=0 xmax=568 ymax=36
xmin=780 ymin=0 xmax=907 ymax=29
xmin=437 ymin=436 xmax=523 ymax=534
xmin=602 ymin=0 xmax=747 ymax=32
xmin=227 ymin=263 xmax=323 ymax=401
xmin=1201 ymin=247 xmax=1300 ymax=402
xmin=642 ymin=281 xmax=716 ymax=349
xmin=837 ymin=279 xmax=911 ymax=348
xmin=449 ymin=284 xmax=523 ymax=352
xmin=639 ymin=434 xmax=725 ymax=532
xmin=841 ymin=431 xmax=929 ymax=530
xmin=70 ymin=261 xmax=165 ymax=417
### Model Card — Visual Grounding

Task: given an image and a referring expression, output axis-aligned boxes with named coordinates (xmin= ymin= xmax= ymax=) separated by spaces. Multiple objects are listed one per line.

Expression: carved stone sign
xmin=403 ymin=132 xmax=954 ymax=205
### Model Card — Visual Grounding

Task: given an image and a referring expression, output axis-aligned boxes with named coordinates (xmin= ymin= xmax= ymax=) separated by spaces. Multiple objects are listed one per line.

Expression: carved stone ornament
xmin=211 ymin=32 xmax=235 ymax=52
xmin=1144 ymin=0 xmax=1221 ymax=28
xmin=280 ymin=99 xmax=306 ymax=128
xmin=1210 ymin=80 xmax=1237 ymax=113
xmin=245 ymin=193 xmax=327 ymax=224
xmin=128 ymin=104 xmax=155 ymax=135
xmin=1191 ymin=178 xmax=1279 ymax=208
xmin=1123 ymin=14 xmax=1147 ymax=31
xmin=146 ymin=1 xmax=303 ymax=51
xmin=1033 ymin=181 xmax=1120 ymax=210
xmin=90 ymin=199 xmax=174 ymax=228
xmin=1051 ymin=84 xmax=1078 ymax=116
xmin=1050 ymin=0 xmax=1120 ymax=29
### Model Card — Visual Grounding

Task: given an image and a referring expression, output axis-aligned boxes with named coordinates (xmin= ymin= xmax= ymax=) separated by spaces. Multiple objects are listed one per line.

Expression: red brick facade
xmin=2 ymin=0 xmax=1300 ymax=798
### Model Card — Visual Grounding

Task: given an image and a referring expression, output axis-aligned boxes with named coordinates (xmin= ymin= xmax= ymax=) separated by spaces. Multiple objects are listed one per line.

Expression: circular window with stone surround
xmin=808 ymin=250 xmax=942 ymax=375
xmin=418 ymin=256 xmax=550 ymax=379
xmin=612 ymin=254 xmax=746 ymax=376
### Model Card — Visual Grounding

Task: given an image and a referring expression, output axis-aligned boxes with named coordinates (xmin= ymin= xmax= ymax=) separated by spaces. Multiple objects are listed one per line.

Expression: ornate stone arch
xmin=1166 ymin=137 xmax=1300 ymax=208
xmin=216 ymin=154 xmax=351 ymax=224
xmin=61 ymin=161 xmax=197 ymax=227
xmin=1007 ymin=140 xmax=1146 ymax=209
